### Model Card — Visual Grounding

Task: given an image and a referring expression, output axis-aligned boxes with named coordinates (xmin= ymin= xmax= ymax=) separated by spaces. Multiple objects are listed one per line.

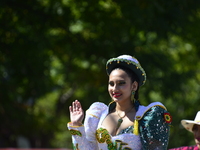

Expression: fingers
xmin=72 ymin=100 xmax=76 ymax=111
xmin=77 ymin=101 xmax=82 ymax=110
xmin=75 ymin=100 xmax=82 ymax=110
xmin=75 ymin=100 xmax=82 ymax=111
xmin=69 ymin=106 xmax=72 ymax=112
xmin=69 ymin=100 xmax=82 ymax=112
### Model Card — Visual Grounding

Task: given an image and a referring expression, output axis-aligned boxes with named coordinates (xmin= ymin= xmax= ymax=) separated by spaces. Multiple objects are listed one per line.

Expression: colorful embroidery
xmin=164 ymin=112 xmax=172 ymax=123
xmin=69 ymin=129 xmax=82 ymax=137
xmin=96 ymin=128 xmax=132 ymax=150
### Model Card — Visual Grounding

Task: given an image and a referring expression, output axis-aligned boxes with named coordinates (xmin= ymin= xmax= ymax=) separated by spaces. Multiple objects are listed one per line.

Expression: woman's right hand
xmin=69 ymin=100 xmax=84 ymax=126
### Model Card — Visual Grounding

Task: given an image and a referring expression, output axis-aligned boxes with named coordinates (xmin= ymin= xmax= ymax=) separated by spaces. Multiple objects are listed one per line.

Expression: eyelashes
xmin=108 ymin=81 xmax=126 ymax=86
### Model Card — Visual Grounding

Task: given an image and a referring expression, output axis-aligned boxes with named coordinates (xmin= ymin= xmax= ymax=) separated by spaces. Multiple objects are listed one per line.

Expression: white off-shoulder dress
xmin=68 ymin=101 xmax=171 ymax=150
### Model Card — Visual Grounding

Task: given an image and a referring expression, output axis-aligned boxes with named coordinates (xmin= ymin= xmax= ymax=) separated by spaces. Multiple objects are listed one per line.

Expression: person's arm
xmin=68 ymin=123 xmax=98 ymax=150
xmin=68 ymin=101 xmax=107 ymax=150
xmin=139 ymin=105 xmax=172 ymax=150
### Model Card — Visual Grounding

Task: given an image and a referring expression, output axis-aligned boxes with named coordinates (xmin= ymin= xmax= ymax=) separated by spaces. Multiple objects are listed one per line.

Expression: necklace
xmin=116 ymin=106 xmax=133 ymax=132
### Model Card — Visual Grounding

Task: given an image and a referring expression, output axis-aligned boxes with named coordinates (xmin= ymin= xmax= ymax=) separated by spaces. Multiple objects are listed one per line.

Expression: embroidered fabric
xmin=68 ymin=102 xmax=171 ymax=150
xmin=95 ymin=127 xmax=142 ymax=150
xmin=139 ymin=106 xmax=170 ymax=150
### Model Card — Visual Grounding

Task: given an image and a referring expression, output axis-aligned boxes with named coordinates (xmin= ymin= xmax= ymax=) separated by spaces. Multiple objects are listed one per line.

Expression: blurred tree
xmin=0 ymin=0 xmax=200 ymax=149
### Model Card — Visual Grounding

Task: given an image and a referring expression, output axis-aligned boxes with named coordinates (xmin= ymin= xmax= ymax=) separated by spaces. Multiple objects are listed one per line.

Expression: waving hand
xmin=69 ymin=100 xmax=84 ymax=126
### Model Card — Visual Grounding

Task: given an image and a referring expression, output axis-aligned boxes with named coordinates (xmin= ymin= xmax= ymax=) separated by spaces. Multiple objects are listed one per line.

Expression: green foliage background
xmin=1 ymin=0 xmax=200 ymax=149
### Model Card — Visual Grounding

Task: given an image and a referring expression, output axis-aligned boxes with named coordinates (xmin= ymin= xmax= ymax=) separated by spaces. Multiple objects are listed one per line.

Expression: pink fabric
xmin=169 ymin=145 xmax=199 ymax=150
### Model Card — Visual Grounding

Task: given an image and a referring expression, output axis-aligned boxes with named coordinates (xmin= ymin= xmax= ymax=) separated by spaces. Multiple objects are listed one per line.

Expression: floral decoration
xmin=164 ymin=112 xmax=172 ymax=123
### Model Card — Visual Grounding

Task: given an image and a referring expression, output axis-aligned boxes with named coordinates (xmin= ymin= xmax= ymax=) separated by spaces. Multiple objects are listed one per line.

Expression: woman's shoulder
xmin=136 ymin=102 xmax=167 ymax=119
xmin=86 ymin=102 xmax=108 ymax=118
xmin=88 ymin=102 xmax=108 ymax=110
xmin=146 ymin=102 xmax=169 ymax=115
xmin=145 ymin=101 xmax=167 ymax=110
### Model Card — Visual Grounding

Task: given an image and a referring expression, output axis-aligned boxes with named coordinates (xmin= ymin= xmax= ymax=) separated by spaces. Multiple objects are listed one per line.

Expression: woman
xmin=68 ymin=55 xmax=172 ymax=150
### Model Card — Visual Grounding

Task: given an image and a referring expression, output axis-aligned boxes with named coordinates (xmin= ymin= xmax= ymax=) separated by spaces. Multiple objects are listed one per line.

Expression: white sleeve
xmin=68 ymin=102 xmax=108 ymax=150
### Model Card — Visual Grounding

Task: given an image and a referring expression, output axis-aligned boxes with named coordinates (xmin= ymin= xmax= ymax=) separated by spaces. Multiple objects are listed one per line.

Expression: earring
xmin=132 ymin=91 xmax=135 ymax=95
xmin=131 ymin=91 xmax=135 ymax=102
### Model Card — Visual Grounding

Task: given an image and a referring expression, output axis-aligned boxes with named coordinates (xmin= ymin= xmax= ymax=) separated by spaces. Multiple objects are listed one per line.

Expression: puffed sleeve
xmin=68 ymin=102 xmax=108 ymax=150
xmin=139 ymin=105 xmax=172 ymax=150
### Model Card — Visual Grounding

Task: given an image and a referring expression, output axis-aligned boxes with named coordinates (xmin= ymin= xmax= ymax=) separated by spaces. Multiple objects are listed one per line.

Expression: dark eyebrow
xmin=109 ymin=80 xmax=125 ymax=82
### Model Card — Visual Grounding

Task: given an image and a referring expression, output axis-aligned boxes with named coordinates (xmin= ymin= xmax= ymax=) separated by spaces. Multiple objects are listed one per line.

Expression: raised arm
xmin=68 ymin=101 xmax=106 ymax=150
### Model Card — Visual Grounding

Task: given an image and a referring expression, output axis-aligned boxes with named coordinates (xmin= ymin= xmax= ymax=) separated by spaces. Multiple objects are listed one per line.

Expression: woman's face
xmin=108 ymin=69 xmax=138 ymax=103
xmin=192 ymin=124 xmax=200 ymax=149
